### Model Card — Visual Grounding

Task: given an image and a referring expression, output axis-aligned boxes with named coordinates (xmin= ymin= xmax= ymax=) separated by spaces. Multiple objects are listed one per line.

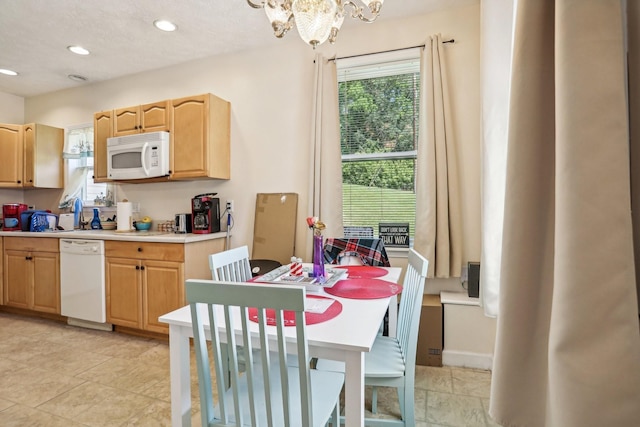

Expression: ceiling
xmin=0 ymin=0 xmax=477 ymax=98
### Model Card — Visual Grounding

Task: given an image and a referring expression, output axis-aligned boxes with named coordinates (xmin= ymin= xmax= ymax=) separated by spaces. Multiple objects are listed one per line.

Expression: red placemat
xmin=325 ymin=278 xmax=402 ymax=299
xmin=248 ymin=295 xmax=342 ymax=326
xmin=334 ymin=265 xmax=387 ymax=279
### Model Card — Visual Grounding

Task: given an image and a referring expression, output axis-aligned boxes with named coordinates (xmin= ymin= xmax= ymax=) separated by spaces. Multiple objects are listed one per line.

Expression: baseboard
xmin=67 ymin=317 xmax=114 ymax=332
xmin=442 ymin=349 xmax=494 ymax=370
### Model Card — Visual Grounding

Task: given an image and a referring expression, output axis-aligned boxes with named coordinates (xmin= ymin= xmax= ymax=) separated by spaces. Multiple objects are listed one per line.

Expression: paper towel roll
xmin=117 ymin=202 xmax=133 ymax=231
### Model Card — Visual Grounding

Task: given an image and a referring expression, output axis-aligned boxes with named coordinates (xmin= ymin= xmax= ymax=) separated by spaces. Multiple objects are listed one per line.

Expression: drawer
xmin=105 ymin=241 xmax=184 ymax=262
xmin=4 ymin=237 xmax=59 ymax=252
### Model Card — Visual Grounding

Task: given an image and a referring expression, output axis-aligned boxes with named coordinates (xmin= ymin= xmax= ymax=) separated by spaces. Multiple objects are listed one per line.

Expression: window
xmin=61 ymin=124 xmax=114 ymax=208
xmin=338 ymin=54 xmax=420 ymax=243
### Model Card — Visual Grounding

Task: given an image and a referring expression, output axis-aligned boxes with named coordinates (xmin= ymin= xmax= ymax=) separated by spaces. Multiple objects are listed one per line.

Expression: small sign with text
xmin=379 ymin=223 xmax=410 ymax=248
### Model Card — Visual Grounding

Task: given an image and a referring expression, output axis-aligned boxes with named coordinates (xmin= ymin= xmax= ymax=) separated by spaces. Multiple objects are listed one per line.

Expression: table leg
xmin=343 ymin=351 xmax=365 ymax=427
xmin=388 ymin=295 xmax=398 ymax=338
xmin=169 ymin=324 xmax=192 ymax=427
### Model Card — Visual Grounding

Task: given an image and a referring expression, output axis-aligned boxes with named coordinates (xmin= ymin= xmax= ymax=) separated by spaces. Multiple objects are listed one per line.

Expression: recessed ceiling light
xmin=68 ymin=45 xmax=90 ymax=55
xmin=0 ymin=69 xmax=18 ymax=76
xmin=154 ymin=19 xmax=177 ymax=32
xmin=68 ymin=74 xmax=88 ymax=82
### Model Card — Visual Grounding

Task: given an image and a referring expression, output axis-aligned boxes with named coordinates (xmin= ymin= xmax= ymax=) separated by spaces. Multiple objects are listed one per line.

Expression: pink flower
xmin=306 ymin=216 xmax=326 ymax=234
xmin=306 ymin=216 xmax=318 ymax=228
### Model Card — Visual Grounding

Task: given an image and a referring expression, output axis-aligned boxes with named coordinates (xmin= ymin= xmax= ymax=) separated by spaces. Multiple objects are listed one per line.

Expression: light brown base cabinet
xmin=0 ymin=237 xmax=3 ymax=306
xmin=105 ymin=238 xmax=225 ymax=334
xmin=2 ymin=237 xmax=60 ymax=314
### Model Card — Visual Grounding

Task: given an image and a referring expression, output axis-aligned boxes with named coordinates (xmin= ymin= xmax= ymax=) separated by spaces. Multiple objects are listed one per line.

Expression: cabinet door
xmin=113 ymin=106 xmax=141 ymax=136
xmin=142 ymin=260 xmax=184 ymax=333
xmin=171 ymin=94 xmax=230 ymax=180
xmin=141 ymin=101 xmax=171 ymax=133
xmin=0 ymin=124 xmax=23 ymax=187
xmin=23 ymin=123 xmax=63 ymax=189
xmin=171 ymin=95 xmax=209 ymax=179
xmin=3 ymin=250 xmax=30 ymax=309
xmin=23 ymin=124 xmax=35 ymax=187
xmin=106 ymin=257 xmax=142 ymax=328
xmin=94 ymin=111 xmax=112 ymax=182
xmin=32 ymin=251 xmax=60 ymax=313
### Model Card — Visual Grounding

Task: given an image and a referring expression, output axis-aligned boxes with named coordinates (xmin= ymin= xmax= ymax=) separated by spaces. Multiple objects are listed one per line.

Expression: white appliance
xmin=107 ymin=131 xmax=170 ymax=180
xmin=60 ymin=239 xmax=111 ymax=330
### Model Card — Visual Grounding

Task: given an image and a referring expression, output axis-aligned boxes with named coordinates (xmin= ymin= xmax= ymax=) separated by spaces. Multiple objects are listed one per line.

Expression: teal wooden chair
xmin=209 ymin=246 xmax=262 ymax=388
xmin=316 ymin=248 xmax=429 ymax=426
xmin=209 ymin=245 xmax=253 ymax=282
xmin=187 ymin=279 xmax=344 ymax=427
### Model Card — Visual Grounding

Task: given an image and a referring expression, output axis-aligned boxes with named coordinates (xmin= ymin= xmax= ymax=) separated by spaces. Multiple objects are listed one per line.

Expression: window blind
xmin=338 ymin=58 xmax=420 ymax=238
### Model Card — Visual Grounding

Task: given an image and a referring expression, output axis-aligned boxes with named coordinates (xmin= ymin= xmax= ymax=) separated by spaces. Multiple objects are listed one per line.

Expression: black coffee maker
xmin=191 ymin=193 xmax=221 ymax=234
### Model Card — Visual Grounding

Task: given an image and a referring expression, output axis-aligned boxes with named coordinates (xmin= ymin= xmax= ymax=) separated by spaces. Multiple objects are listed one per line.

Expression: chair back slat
xmin=295 ymin=310 xmax=312 ymax=423
xmin=190 ymin=303 xmax=217 ymax=425
xmin=396 ymin=249 xmax=429 ymax=367
xmin=257 ymin=308 xmax=274 ymax=425
xmin=187 ymin=279 xmax=313 ymax=427
xmin=239 ymin=306 xmax=259 ymax=426
xmin=275 ymin=310 xmax=291 ymax=427
xmin=209 ymin=246 xmax=253 ymax=281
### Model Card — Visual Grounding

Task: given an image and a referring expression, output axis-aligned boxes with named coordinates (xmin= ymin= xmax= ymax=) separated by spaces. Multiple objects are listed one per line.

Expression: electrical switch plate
xmin=226 ymin=200 xmax=234 ymax=212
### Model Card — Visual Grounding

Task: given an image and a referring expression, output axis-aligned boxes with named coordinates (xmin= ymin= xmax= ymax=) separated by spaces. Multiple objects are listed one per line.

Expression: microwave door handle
xmin=141 ymin=142 xmax=150 ymax=176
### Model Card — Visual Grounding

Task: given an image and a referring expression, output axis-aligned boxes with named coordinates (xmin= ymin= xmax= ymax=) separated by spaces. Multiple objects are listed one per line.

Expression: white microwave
xmin=107 ymin=131 xmax=170 ymax=180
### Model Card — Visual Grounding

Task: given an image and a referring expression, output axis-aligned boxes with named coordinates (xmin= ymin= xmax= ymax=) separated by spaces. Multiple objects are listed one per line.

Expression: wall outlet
xmin=226 ymin=200 xmax=234 ymax=212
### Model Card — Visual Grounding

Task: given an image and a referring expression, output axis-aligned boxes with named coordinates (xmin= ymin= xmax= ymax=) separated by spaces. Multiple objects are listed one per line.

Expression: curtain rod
xmin=329 ymin=39 xmax=454 ymax=62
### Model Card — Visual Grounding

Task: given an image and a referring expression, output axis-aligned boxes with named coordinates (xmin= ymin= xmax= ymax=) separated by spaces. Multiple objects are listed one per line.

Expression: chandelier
xmin=247 ymin=0 xmax=384 ymax=48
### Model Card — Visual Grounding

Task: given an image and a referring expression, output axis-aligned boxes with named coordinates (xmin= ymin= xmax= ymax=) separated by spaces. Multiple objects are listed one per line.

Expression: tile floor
xmin=0 ymin=312 xmax=501 ymax=426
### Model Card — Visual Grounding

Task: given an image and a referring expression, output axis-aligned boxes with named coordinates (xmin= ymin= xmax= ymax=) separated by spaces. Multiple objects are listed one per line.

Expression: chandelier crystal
xmin=247 ymin=0 xmax=384 ymax=48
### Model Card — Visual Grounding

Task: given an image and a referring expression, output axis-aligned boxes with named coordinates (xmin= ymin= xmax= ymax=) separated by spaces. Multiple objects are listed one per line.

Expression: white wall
xmin=0 ymin=92 xmax=24 ymax=123
xmin=14 ymin=4 xmax=481 ymax=288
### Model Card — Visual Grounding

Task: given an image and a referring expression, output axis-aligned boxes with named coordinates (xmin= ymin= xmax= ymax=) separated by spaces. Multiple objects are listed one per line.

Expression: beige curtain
xmin=490 ymin=1 xmax=640 ymax=426
xmin=307 ymin=54 xmax=343 ymax=259
xmin=414 ymin=34 xmax=463 ymax=278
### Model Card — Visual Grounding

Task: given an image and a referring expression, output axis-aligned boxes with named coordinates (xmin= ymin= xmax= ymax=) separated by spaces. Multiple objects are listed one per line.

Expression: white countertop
xmin=440 ymin=291 xmax=481 ymax=306
xmin=0 ymin=229 xmax=228 ymax=243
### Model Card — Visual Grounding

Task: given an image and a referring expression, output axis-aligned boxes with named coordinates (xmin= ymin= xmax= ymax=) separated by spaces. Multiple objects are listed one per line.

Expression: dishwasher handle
xmin=60 ymin=239 xmax=105 ymax=255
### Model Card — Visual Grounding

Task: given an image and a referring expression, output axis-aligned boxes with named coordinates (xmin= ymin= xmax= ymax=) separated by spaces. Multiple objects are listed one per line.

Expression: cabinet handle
xmin=137 ymin=247 xmax=143 ymax=252
xmin=17 ymin=180 xmax=21 ymax=184
xmin=141 ymin=266 xmax=145 ymax=271
xmin=25 ymin=256 xmax=32 ymax=260
xmin=136 ymin=265 xmax=140 ymax=270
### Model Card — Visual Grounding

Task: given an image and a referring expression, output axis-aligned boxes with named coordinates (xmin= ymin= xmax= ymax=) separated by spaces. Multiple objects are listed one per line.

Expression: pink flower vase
xmin=312 ymin=233 xmax=326 ymax=282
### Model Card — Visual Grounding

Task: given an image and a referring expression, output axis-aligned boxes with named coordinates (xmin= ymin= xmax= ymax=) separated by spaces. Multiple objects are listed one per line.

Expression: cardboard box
xmin=252 ymin=193 xmax=298 ymax=265
xmin=416 ymin=294 xmax=443 ymax=367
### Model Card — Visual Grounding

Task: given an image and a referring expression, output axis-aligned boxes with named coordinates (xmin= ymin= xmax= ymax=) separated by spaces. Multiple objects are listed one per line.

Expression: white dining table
xmin=159 ymin=266 xmax=401 ymax=427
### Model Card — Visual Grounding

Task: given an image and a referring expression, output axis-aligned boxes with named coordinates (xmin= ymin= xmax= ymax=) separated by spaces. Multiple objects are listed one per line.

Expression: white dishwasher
xmin=60 ymin=239 xmax=111 ymax=330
